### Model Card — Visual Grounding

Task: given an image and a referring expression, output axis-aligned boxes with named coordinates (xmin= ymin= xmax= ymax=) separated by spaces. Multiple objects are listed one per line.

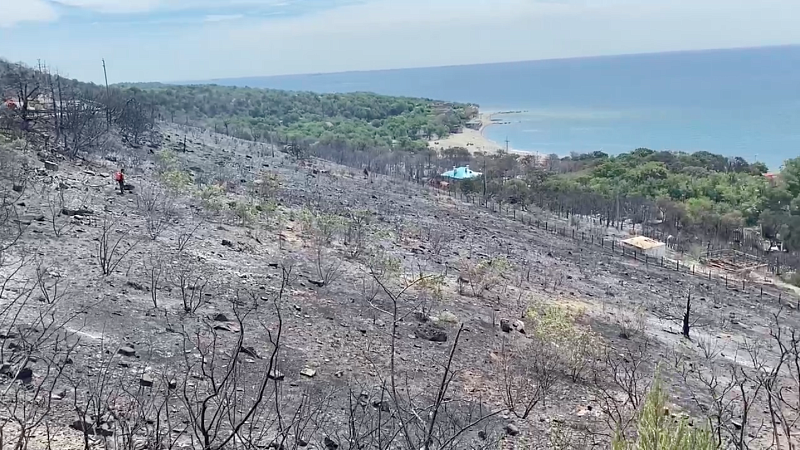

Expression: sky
xmin=1 ymin=0 xmax=800 ymax=84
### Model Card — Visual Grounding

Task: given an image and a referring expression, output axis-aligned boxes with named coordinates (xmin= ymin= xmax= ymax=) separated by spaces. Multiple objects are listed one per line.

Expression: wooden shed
xmin=621 ymin=236 xmax=666 ymax=259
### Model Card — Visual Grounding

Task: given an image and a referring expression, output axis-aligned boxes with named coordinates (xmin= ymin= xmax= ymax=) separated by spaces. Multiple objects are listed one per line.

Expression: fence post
xmin=742 ymin=280 xmax=745 ymax=291
xmin=725 ymin=275 xmax=728 ymax=288
xmin=676 ymin=260 xmax=679 ymax=271
xmin=612 ymin=240 xmax=615 ymax=252
xmin=572 ymin=229 xmax=575 ymax=239
xmin=760 ymin=286 xmax=763 ymax=300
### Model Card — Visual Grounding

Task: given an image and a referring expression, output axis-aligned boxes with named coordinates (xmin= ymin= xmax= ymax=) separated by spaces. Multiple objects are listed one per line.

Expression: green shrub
xmin=613 ymin=378 xmax=716 ymax=450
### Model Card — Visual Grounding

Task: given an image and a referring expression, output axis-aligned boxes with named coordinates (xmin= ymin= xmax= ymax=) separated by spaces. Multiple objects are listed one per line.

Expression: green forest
xmin=462 ymin=147 xmax=800 ymax=252
xmin=118 ymin=83 xmax=476 ymax=152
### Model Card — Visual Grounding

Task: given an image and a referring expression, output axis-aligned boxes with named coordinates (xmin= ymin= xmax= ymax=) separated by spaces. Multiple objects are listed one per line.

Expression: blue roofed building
xmin=441 ymin=165 xmax=482 ymax=180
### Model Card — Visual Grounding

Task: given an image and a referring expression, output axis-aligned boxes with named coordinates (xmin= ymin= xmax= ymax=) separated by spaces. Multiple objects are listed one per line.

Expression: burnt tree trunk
xmin=683 ymin=294 xmax=691 ymax=339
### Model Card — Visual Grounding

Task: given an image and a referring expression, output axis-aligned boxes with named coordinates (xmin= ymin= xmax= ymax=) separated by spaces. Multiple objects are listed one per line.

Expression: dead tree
xmin=117 ymin=97 xmax=154 ymax=145
xmin=97 ymin=215 xmax=139 ymax=276
xmin=60 ymin=89 xmax=108 ymax=156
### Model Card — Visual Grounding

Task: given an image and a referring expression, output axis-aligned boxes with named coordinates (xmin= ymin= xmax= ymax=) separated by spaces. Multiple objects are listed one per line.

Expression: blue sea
xmin=202 ymin=46 xmax=800 ymax=171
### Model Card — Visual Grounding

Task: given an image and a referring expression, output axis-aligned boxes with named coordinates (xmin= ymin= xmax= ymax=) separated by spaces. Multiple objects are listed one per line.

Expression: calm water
xmin=203 ymin=46 xmax=800 ymax=170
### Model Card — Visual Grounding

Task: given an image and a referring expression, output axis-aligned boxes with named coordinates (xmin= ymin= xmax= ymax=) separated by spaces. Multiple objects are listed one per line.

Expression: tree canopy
xmin=117 ymin=83 xmax=477 ymax=152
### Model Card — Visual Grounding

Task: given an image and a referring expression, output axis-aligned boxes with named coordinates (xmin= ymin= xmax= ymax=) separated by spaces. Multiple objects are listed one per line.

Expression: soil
xmin=0 ymin=124 xmax=796 ymax=449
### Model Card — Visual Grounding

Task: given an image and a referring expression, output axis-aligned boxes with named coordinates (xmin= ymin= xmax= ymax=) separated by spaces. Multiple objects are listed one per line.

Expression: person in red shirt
xmin=114 ymin=169 xmax=125 ymax=195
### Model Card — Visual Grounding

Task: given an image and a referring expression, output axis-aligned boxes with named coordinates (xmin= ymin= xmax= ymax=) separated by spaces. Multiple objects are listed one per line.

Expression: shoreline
xmin=428 ymin=112 xmax=525 ymax=155
xmin=428 ymin=110 xmax=545 ymax=160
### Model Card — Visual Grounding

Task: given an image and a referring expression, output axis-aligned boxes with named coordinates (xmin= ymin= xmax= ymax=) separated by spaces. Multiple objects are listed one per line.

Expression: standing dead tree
xmin=498 ymin=334 xmax=559 ymax=419
xmin=59 ymin=88 xmax=108 ymax=156
xmin=179 ymin=275 xmax=291 ymax=449
xmin=359 ymin=269 xmax=501 ymax=450
xmin=169 ymin=254 xmax=209 ymax=314
xmin=136 ymin=182 xmax=177 ymax=241
xmin=97 ymin=215 xmax=140 ymax=276
xmin=117 ymin=97 xmax=154 ymax=146
xmin=143 ymin=251 xmax=165 ymax=309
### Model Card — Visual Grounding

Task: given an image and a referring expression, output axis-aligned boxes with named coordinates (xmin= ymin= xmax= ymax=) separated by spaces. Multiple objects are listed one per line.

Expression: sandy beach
xmin=428 ymin=113 xmax=530 ymax=156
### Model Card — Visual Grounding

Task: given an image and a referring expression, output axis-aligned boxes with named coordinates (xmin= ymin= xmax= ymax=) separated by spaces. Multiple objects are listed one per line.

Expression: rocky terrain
xmin=0 ymin=124 xmax=798 ymax=450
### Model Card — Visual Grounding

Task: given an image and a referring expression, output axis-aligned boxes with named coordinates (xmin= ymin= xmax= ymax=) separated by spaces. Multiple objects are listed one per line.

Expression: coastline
xmin=428 ymin=112 xmax=527 ymax=155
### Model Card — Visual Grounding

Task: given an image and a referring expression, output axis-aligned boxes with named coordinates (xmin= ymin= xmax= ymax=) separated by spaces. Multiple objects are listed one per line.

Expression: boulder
xmin=44 ymin=161 xmax=59 ymax=171
xmin=140 ymin=373 xmax=155 ymax=387
xmin=416 ymin=324 xmax=448 ymax=342
xmin=118 ymin=346 xmax=136 ymax=357
xmin=505 ymin=423 xmax=520 ymax=436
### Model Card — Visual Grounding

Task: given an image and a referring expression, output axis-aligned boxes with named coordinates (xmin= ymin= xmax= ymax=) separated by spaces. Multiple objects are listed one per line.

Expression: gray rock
xmin=324 ymin=436 xmax=339 ymax=449
xmin=505 ymin=423 xmax=520 ymax=436
xmin=140 ymin=373 xmax=154 ymax=387
xmin=44 ymin=161 xmax=59 ymax=171
xmin=416 ymin=324 xmax=448 ymax=342
xmin=300 ymin=367 xmax=316 ymax=378
xmin=500 ymin=318 xmax=513 ymax=333
xmin=15 ymin=367 xmax=33 ymax=381
xmin=268 ymin=369 xmax=285 ymax=381
xmin=118 ymin=346 xmax=136 ymax=357
xmin=439 ymin=311 xmax=459 ymax=323
xmin=210 ymin=313 xmax=230 ymax=322
xmin=61 ymin=208 xmax=93 ymax=216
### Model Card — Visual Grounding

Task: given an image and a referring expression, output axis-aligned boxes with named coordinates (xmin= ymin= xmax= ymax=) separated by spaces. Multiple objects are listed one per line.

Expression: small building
xmin=621 ymin=236 xmax=666 ymax=259
xmin=441 ymin=165 xmax=482 ymax=180
xmin=465 ymin=119 xmax=482 ymax=130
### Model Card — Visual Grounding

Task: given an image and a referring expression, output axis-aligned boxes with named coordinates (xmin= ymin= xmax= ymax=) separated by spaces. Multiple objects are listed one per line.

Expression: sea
xmin=201 ymin=46 xmax=800 ymax=171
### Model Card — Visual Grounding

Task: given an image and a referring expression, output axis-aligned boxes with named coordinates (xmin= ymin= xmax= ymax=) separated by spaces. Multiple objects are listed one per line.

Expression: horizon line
xmin=172 ymin=43 xmax=800 ymax=85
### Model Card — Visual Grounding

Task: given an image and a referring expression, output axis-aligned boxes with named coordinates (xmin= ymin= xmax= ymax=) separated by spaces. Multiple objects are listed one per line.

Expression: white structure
xmin=621 ymin=236 xmax=666 ymax=259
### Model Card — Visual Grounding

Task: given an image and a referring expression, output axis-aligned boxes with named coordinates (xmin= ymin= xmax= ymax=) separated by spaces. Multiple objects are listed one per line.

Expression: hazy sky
xmin=1 ymin=0 xmax=799 ymax=83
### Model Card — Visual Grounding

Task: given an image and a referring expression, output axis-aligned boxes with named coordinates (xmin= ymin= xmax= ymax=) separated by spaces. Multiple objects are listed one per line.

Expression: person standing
xmin=114 ymin=169 xmax=125 ymax=195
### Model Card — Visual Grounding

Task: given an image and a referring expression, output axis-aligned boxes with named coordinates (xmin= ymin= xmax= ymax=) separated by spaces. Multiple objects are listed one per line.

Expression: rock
xmin=71 ymin=416 xmax=113 ymax=437
xmin=307 ymin=278 xmax=325 ymax=287
xmin=12 ymin=184 xmax=23 ymax=193
xmin=51 ymin=389 xmax=66 ymax=400
xmin=118 ymin=346 xmax=136 ymax=357
xmin=372 ymin=400 xmax=390 ymax=412
xmin=167 ymin=378 xmax=178 ymax=389
xmin=44 ymin=161 xmax=59 ymax=171
xmin=239 ymin=346 xmax=260 ymax=359
xmin=140 ymin=373 xmax=155 ymax=387
xmin=15 ymin=367 xmax=33 ymax=381
xmin=416 ymin=324 xmax=448 ymax=342
xmin=221 ymin=239 xmax=235 ymax=248
xmin=324 ymin=436 xmax=339 ymax=449
xmin=439 ymin=311 xmax=459 ymax=323
xmin=210 ymin=313 xmax=230 ymax=322
xmin=505 ymin=423 xmax=520 ymax=436
xmin=512 ymin=320 xmax=526 ymax=334
xmin=61 ymin=208 xmax=93 ymax=216
xmin=500 ymin=318 xmax=513 ymax=333
xmin=300 ymin=367 xmax=316 ymax=378
xmin=268 ymin=369 xmax=285 ymax=381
